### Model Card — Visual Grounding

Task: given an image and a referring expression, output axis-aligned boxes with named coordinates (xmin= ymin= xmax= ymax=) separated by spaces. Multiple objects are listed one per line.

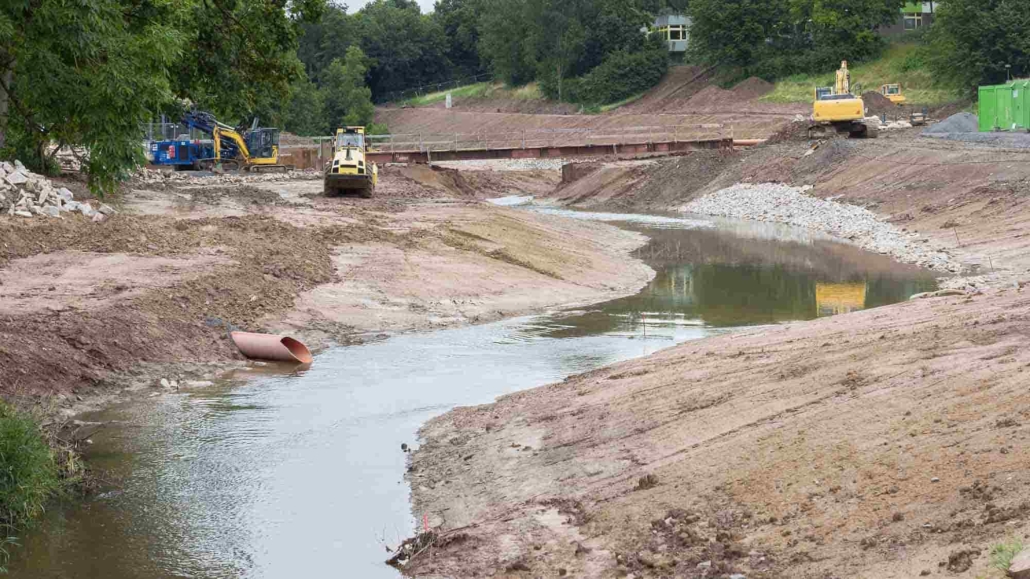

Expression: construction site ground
xmin=401 ymin=128 xmax=1030 ymax=579
xmin=5 ymin=79 xmax=1030 ymax=578
xmin=0 ymin=163 xmax=656 ymax=415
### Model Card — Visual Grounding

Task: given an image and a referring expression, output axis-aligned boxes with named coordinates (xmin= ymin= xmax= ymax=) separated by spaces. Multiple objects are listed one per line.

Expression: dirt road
xmin=0 ymin=163 xmax=651 ymax=409
xmin=400 ymin=131 xmax=1030 ymax=579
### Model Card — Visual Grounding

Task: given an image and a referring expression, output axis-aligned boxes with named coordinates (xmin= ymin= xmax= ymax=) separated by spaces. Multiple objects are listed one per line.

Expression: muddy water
xmin=8 ymin=213 xmax=936 ymax=578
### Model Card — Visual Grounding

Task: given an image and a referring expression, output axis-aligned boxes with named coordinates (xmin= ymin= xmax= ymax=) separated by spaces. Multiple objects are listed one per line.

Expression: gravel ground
xmin=921 ymin=112 xmax=1030 ymax=147
xmin=682 ymin=182 xmax=960 ymax=272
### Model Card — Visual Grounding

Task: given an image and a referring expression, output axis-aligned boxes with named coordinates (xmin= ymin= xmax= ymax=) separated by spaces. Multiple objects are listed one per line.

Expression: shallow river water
xmin=9 ymin=209 xmax=936 ymax=578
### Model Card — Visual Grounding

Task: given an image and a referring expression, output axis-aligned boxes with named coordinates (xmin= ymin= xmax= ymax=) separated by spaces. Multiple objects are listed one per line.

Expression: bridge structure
xmin=308 ymin=123 xmax=765 ymax=166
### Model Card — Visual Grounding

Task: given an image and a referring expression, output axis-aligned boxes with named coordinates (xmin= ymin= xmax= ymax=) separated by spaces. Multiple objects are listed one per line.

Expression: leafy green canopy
xmin=688 ymin=0 xmax=905 ymax=78
xmin=0 ymin=0 xmax=325 ymax=193
xmin=926 ymin=0 xmax=1030 ymax=96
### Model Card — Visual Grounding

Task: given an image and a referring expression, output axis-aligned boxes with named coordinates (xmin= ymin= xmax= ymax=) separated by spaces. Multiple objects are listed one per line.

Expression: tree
xmin=688 ymin=0 xmax=903 ymax=78
xmin=0 ymin=0 xmax=186 ymax=191
xmin=0 ymin=0 xmax=326 ymax=193
xmin=173 ymin=0 xmax=327 ymax=123
xmin=433 ymin=0 xmax=487 ymax=78
xmin=927 ymin=0 xmax=1030 ymax=95
xmin=283 ymin=75 xmax=326 ymax=136
xmin=688 ymin=0 xmax=790 ymax=76
xmin=321 ymin=46 xmax=375 ymax=131
xmin=477 ymin=0 xmax=537 ymax=86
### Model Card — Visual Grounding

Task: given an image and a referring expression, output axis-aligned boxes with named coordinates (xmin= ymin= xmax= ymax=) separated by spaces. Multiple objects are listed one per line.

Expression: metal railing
xmin=362 ymin=123 xmax=733 ymax=153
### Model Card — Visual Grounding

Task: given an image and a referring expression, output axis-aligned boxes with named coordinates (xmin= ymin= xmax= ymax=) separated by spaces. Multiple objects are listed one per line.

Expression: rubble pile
xmin=0 ymin=160 xmax=113 ymax=220
xmin=136 ymin=168 xmax=322 ymax=186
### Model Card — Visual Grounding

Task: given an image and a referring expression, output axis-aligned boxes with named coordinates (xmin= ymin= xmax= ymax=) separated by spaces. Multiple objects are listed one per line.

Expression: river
xmin=8 ymin=208 xmax=936 ymax=578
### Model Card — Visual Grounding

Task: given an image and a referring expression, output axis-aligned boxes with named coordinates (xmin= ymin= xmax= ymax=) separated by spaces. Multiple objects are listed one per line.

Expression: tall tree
xmin=321 ymin=46 xmax=375 ymax=131
xmin=283 ymin=75 xmax=326 ymax=136
xmin=433 ymin=0 xmax=487 ymax=78
xmin=0 ymin=0 xmax=186 ymax=190
xmin=927 ymin=0 xmax=1030 ymax=95
xmin=1 ymin=0 xmax=325 ymax=192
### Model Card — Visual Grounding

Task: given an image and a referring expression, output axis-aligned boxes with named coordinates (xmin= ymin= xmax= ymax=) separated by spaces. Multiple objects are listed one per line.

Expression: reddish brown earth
xmin=0 ymin=163 xmax=654 ymax=405
xmin=398 ymin=130 xmax=1030 ymax=579
xmin=376 ymin=66 xmax=806 ymax=146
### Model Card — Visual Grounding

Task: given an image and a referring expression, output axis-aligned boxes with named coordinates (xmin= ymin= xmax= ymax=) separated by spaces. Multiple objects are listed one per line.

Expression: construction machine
xmin=811 ymin=61 xmax=878 ymax=139
xmin=181 ymin=110 xmax=293 ymax=172
xmin=324 ymin=127 xmax=377 ymax=198
xmin=880 ymin=83 xmax=906 ymax=104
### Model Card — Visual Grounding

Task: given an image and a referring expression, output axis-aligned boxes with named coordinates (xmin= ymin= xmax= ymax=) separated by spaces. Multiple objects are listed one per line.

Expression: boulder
xmin=14 ymin=210 xmax=33 ymax=218
xmin=13 ymin=160 xmax=26 ymax=172
xmin=0 ymin=161 xmax=13 ymax=173
xmin=57 ymin=187 xmax=74 ymax=202
xmin=78 ymin=203 xmax=95 ymax=217
xmin=98 ymin=203 xmax=116 ymax=215
xmin=37 ymin=188 xmax=50 ymax=206
xmin=1010 ymin=548 xmax=1030 ymax=579
xmin=43 ymin=205 xmax=61 ymax=218
xmin=5 ymin=171 xmax=27 ymax=186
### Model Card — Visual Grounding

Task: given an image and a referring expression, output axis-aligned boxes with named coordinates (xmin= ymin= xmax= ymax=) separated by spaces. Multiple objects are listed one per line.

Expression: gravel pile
xmin=136 ymin=168 xmax=321 ymax=185
xmin=924 ymin=112 xmax=978 ymax=134
xmin=1 ymin=160 xmax=112 ymax=220
xmin=683 ymin=183 xmax=960 ymax=272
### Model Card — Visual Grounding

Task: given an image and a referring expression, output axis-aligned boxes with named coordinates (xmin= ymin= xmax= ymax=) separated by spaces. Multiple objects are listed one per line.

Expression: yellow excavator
xmin=811 ymin=61 xmax=878 ymax=139
xmin=182 ymin=110 xmax=293 ymax=172
xmin=324 ymin=127 xmax=378 ymax=198
xmin=880 ymin=83 xmax=906 ymax=104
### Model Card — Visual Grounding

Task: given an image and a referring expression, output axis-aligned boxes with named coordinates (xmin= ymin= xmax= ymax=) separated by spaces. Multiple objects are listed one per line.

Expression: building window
xmin=904 ymin=14 xmax=922 ymax=30
xmin=669 ymin=25 xmax=684 ymax=41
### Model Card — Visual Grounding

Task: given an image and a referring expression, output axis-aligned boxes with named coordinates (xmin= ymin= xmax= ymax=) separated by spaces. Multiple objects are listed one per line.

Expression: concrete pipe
xmin=231 ymin=331 xmax=313 ymax=364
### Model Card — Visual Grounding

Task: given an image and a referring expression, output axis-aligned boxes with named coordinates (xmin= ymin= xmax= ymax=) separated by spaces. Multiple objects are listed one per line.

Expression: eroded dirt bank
xmin=402 ymin=132 xmax=1030 ymax=578
xmin=0 ymin=163 xmax=651 ymax=409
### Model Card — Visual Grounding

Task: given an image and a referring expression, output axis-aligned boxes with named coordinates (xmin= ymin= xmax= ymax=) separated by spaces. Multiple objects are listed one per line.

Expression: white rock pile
xmin=683 ymin=183 xmax=960 ymax=273
xmin=136 ymin=168 xmax=322 ymax=186
xmin=0 ymin=160 xmax=114 ymax=220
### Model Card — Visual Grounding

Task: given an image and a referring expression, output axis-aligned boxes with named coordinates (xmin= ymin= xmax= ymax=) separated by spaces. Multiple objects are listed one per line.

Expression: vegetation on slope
xmin=762 ymin=43 xmax=962 ymax=105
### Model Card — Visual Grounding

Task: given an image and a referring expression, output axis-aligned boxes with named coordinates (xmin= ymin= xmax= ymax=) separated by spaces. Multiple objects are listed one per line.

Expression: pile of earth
xmin=861 ymin=91 xmax=898 ymax=116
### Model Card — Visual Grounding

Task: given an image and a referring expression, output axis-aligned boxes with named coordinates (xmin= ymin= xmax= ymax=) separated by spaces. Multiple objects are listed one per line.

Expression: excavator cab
xmin=245 ymin=128 xmax=280 ymax=161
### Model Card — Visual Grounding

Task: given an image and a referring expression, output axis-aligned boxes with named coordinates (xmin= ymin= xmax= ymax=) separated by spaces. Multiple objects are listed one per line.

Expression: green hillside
xmin=762 ymin=44 xmax=962 ymax=106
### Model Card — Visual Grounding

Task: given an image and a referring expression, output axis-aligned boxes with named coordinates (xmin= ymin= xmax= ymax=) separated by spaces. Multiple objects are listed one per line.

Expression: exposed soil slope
xmin=402 ymin=130 xmax=1030 ymax=579
xmin=0 ymin=163 xmax=652 ymax=401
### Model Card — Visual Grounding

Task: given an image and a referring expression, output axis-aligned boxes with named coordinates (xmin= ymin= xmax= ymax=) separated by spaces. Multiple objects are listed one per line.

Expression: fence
xmin=361 ymin=123 xmax=732 ymax=153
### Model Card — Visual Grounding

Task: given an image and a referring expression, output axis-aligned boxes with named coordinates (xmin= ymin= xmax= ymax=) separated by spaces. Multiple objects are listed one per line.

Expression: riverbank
xmin=402 ymin=132 xmax=1030 ymax=578
xmin=0 ymin=162 xmax=651 ymax=417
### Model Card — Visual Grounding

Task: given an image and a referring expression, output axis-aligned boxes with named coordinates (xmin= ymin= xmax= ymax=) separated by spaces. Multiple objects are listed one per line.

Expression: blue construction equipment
xmin=147 ymin=110 xmax=291 ymax=172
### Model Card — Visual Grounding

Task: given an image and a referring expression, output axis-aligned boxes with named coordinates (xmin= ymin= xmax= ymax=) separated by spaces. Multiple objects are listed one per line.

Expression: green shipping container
xmin=979 ymin=80 xmax=1030 ymax=132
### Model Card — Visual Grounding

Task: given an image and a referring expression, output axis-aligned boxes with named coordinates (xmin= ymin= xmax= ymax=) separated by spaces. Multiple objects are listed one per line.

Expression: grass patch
xmin=400 ymin=82 xmax=546 ymax=108
xmin=762 ymin=43 xmax=962 ymax=106
xmin=989 ymin=538 xmax=1024 ymax=572
xmin=587 ymin=92 xmax=648 ymax=114
xmin=0 ymin=401 xmax=81 ymax=571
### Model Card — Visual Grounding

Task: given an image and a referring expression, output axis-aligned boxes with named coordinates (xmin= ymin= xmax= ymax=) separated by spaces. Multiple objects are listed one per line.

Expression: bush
xmin=578 ymin=47 xmax=669 ymax=105
xmin=0 ymin=403 xmax=62 ymax=531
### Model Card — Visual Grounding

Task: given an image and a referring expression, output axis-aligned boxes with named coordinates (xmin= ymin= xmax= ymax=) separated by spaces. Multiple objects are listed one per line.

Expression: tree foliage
xmin=322 ymin=46 xmax=376 ymax=131
xmin=926 ymin=0 xmax=1030 ymax=95
xmin=688 ymin=0 xmax=905 ymax=78
xmin=0 ymin=0 xmax=326 ymax=193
